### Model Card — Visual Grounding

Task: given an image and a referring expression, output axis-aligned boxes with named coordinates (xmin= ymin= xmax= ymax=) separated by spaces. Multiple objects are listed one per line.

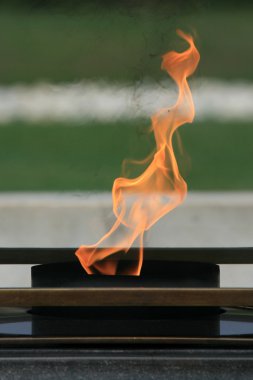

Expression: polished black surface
xmin=0 ymin=307 xmax=252 ymax=338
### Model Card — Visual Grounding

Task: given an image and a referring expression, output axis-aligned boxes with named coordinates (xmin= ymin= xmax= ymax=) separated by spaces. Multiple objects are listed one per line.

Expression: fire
xmin=76 ymin=30 xmax=200 ymax=275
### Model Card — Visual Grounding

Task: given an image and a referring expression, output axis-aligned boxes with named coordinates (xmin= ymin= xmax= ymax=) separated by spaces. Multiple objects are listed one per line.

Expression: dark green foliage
xmin=0 ymin=6 xmax=252 ymax=83
xmin=0 ymin=120 xmax=251 ymax=191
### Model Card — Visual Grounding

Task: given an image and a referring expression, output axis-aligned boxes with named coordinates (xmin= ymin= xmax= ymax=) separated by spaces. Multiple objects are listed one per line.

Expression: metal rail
xmin=0 ymin=288 xmax=253 ymax=307
xmin=0 ymin=336 xmax=253 ymax=346
xmin=1 ymin=247 xmax=253 ymax=264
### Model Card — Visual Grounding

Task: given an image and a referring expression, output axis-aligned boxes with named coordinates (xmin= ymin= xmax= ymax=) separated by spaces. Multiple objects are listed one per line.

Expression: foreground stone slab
xmin=0 ymin=348 xmax=252 ymax=380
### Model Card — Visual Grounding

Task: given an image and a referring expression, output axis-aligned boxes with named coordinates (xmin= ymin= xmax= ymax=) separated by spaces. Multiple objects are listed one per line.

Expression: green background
xmin=0 ymin=1 xmax=252 ymax=191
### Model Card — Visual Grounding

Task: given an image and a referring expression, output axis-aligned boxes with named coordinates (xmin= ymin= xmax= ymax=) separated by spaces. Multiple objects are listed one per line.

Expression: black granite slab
xmin=0 ymin=348 xmax=252 ymax=379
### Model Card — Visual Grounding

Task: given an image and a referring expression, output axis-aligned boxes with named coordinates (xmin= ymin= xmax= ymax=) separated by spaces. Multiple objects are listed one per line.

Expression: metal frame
xmin=0 ymin=336 xmax=253 ymax=346
xmin=1 ymin=247 xmax=253 ymax=264
xmin=0 ymin=288 xmax=252 ymax=307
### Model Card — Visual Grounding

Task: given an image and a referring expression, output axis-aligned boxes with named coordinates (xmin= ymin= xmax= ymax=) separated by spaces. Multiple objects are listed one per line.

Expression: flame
xmin=76 ymin=30 xmax=200 ymax=275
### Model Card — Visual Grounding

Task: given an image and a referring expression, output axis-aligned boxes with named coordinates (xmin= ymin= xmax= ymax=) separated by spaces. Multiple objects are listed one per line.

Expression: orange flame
xmin=76 ymin=30 xmax=200 ymax=275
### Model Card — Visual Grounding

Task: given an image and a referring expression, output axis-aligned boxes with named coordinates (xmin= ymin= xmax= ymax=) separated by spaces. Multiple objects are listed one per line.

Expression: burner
xmin=31 ymin=260 xmax=220 ymax=288
xmin=30 ymin=259 xmax=220 ymax=337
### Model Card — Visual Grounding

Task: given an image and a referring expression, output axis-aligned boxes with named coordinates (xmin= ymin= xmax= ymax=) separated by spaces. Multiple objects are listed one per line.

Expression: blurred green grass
xmin=0 ymin=4 xmax=251 ymax=192
xmin=0 ymin=5 xmax=252 ymax=83
xmin=0 ymin=120 xmax=252 ymax=191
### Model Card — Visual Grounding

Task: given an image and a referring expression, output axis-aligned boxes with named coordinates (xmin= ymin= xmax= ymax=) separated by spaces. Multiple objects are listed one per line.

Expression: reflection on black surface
xmin=0 ymin=308 xmax=252 ymax=337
